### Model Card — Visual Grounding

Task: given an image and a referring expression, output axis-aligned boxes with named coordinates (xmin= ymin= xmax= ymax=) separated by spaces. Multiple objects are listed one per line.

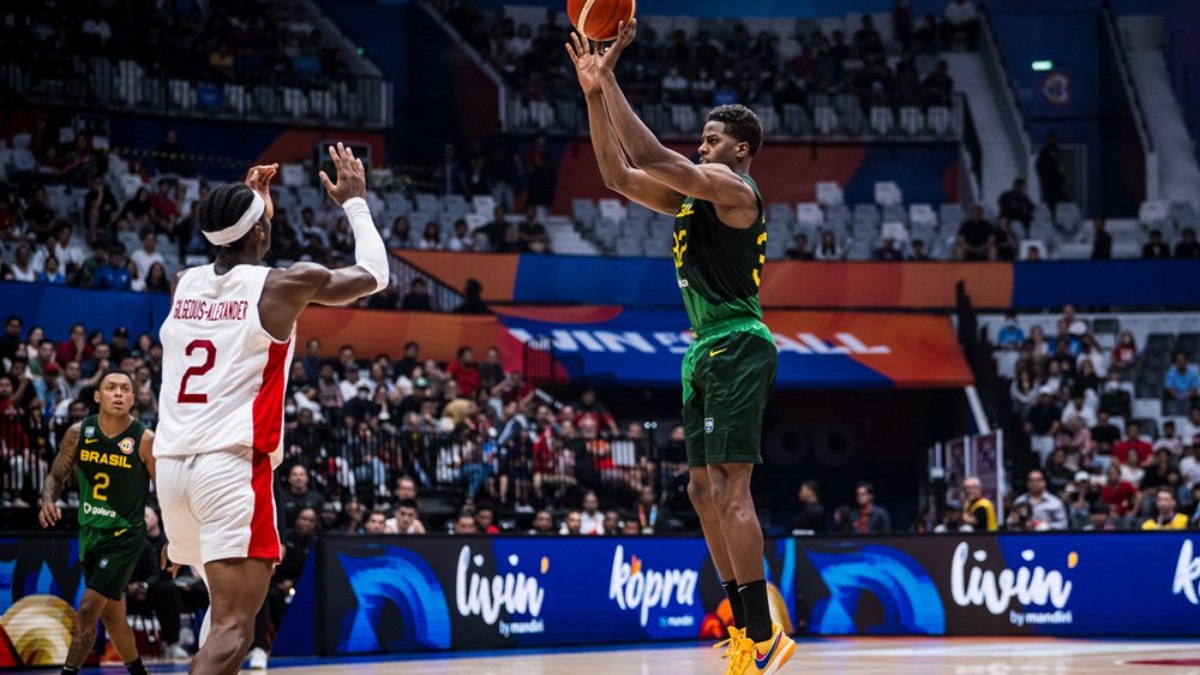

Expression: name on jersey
xmin=81 ymin=450 xmax=134 ymax=468
xmin=172 ymin=298 xmax=250 ymax=322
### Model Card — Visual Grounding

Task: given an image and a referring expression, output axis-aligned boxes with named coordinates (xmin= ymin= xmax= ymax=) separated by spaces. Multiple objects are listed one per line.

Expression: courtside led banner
xmin=5 ymin=532 xmax=1200 ymax=665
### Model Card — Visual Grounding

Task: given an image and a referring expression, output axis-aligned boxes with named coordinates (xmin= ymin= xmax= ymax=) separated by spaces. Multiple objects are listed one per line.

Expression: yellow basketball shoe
xmin=727 ymin=623 xmax=797 ymax=675
xmin=713 ymin=626 xmax=747 ymax=674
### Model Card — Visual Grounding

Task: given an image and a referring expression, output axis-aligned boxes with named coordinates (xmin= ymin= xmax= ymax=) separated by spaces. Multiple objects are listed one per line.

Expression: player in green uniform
xmin=39 ymin=370 xmax=159 ymax=675
xmin=568 ymin=22 xmax=795 ymax=675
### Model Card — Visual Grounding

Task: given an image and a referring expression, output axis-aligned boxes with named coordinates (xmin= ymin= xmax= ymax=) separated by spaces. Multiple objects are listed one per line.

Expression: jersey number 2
xmin=178 ymin=339 xmax=216 ymax=404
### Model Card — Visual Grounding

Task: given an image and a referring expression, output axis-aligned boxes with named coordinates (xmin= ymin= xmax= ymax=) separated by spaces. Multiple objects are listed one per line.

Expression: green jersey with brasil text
xmin=76 ymin=415 xmax=149 ymax=532
xmin=671 ymin=174 xmax=767 ymax=332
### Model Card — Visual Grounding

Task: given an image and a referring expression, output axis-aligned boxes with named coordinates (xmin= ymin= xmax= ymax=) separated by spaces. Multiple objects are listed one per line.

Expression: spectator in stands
xmin=148 ymin=178 xmax=177 ymax=237
xmin=602 ymin=510 xmax=620 ymax=536
xmin=580 ymin=490 xmax=605 ymax=535
xmin=434 ymin=143 xmax=464 ymax=196
xmin=447 ymin=219 xmax=474 ymax=252
xmin=387 ymin=216 xmax=412 ymax=249
xmin=790 ymin=480 xmax=826 ymax=533
xmin=453 ymin=511 xmax=479 ymax=534
xmin=852 ymin=482 xmax=891 ymax=533
xmin=1180 ymin=439 xmax=1200 ymax=488
xmin=366 ymin=283 xmax=400 ymax=310
xmin=1026 ymin=386 xmax=1062 ymax=464
xmin=91 ymin=243 xmax=132 ymax=290
xmin=447 ymin=347 xmax=481 ymax=398
xmin=814 ymin=231 xmax=845 ymax=261
xmin=1163 ymin=351 xmax=1200 ymax=416
xmin=1142 ymin=487 xmax=1189 ymax=530
xmin=1012 ymin=469 xmax=1067 ymax=530
xmin=1175 ymin=227 xmax=1200 ymax=258
xmin=6 ymin=243 xmax=37 ymax=282
xmin=362 ymin=509 xmax=388 ymax=534
xmin=1143 ymin=229 xmax=1171 ymax=258
xmin=961 ymin=476 xmax=997 ymax=532
xmin=998 ymin=178 xmax=1035 ymax=237
xmin=280 ymin=465 xmax=325 ymax=528
xmin=1011 ymin=370 xmax=1038 ymax=417
xmin=785 ymin=233 xmax=813 ymax=260
xmin=250 ymin=506 xmax=316 ymax=668
xmin=82 ymin=176 xmax=120 ymax=241
xmin=1044 ymin=448 xmax=1074 ymax=494
xmin=384 ymin=498 xmax=429 ymax=535
xmin=996 ymin=312 xmax=1024 ymax=350
xmin=871 ymin=235 xmax=904 ymax=261
xmin=955 ymin=205 xmax=995 ymax=261
xmin=1110 ymin=331 xmax=1138 ymax=377
xmin=401 ymin=278 xmax=435 ymax=311
xmin=1091 ymin=219 xmax=1112 ymax=260
xmin=1098 ymin=462 xmax=1138 ymax=518
xmin=1115 ymin=421 xmax=1153 ymax=466
xmin=1183 ymin=408 xmax=1200 ymax=446
xmin=418 ymin=222 xmax=442 ymax=250
xmin=1119 ymin=447 xmax=1146 ymax=487
xmin=130 ymin=230 xmax=165 ymax=290
xmin=529 ymin=510 xmax=555 ymax=535
xmin=1036 ymin=132 xmax=1065 ymax=216
xmin=994 ymin=217 xmax=1018 ymax=261
xmin=1144 ymin=448 xmax=1176 ymax=488
xmin=1 ymin=316 xmax=22 ymax=364
xmin=454 ymin=278 xmax=490 ymax=314
xmin=910 ymin=239 xmax=930 ymax=261
xmin=560 ymin=510 xmax=583 ymax=535
xmin=1154 ymin=421 xmax=1185 ymax=457
xmin=943 ymin=0 xmax=980 ymax=49
xmin=921 ymin=60 xmax=955 ymax=106
xmin=526 ymin=133 xmax=557 ymax=212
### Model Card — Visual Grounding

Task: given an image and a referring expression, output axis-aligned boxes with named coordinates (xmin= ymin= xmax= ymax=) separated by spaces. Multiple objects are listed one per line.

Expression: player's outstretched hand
xmin=319 ymin=142 xmax=368 ymax=206
xmin=565 ymin=31 xmax=604 ymax=94
xmin=244 ymin=163 xmax=278 ymax=222
xmin=38 ymin=498 xmax=60 ymax=529
xmin=597 ymin=19 xmax=637 ymax=74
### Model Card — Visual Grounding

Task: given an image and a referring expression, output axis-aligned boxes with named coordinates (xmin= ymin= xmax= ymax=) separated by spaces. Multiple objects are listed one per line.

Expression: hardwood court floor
xmin=229 ymin=638 xmax=1200 ymax=675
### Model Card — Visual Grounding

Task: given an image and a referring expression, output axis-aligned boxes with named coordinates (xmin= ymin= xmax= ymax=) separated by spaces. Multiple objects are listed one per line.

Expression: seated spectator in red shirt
xmin=1113 ymin=421 xmax=1153 ymax=466
xmin=446 ymin=346 xmax=482 ymax=398
xmin=574 ymin=388 xmax=618 ymax=437
xmin=1098 ymin=463 xmax=1138 ymax=517
xmin=56 ymin=323 xmax=93 ymax=365
xmin=149 ymin=178 xmax=178 ymax=236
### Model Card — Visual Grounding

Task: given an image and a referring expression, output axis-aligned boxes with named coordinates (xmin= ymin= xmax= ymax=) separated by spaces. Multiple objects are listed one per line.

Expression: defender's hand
xmin=244 ymin=164 xmax=278 ymax=222
xmin=319 ymin=142 xmax=368 ymax=206
xmin=597 ymin=19 xmax=637 ymax=74
xmin=565 ymin=31 xmax=604 ymax=95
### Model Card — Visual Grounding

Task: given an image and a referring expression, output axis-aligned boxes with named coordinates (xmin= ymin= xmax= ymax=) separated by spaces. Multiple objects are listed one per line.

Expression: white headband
xmin=203 ymin=191 xmax=265 ymax=246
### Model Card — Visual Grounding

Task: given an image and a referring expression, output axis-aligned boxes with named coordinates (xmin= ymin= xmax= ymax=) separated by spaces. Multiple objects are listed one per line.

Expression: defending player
xmin=567 ymin=23 xmax=795 ymax=674
xmin=39 ymin=371 xmax=156 ymax=675
xmin=155 ymin=143 xmax=388 ymax=675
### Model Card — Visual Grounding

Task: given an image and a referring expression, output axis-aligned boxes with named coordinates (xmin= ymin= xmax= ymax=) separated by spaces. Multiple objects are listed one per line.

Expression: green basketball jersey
xmin=75 ymin=415 xmax=149 ymax=532
xmin=671 ymin=174 xmax=767 ymax=334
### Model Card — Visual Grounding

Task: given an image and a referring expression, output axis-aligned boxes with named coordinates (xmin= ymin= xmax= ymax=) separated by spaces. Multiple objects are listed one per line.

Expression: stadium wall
xmin=395 ymin=253 xmax=1200 ymax=309
xmin=3 ymin=532 xmax=1198 ymax=666
xmin=1163 ymin=0 xmax=1200 ymax=164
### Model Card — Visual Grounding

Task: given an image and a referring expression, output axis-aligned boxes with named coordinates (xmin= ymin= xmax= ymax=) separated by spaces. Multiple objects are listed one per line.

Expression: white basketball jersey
xmin=156 ymin=264 xmax=295 ymax=465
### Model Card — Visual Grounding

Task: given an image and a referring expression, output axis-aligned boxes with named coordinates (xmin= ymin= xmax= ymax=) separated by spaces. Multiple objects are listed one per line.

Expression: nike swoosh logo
xmin=755 ymin=631 xmax=782 ymax=670
xmin=84 ymin=438 xmax=98 ymax=444
xmin=709 ymin=348 xmax=728 ymax=357
xmin=114 ymin=529 xmax=127 ymax=537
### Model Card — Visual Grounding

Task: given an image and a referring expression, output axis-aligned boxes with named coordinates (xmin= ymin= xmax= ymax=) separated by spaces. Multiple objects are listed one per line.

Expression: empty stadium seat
xmin=796 ymin=203 xmax=824 ymax=227
xmin=816 ymin=182 xmax=843 ymax=207
xmin=874 ymin=181 xmax=903 ymax=207
xmin=598 ymin=198 xmax=626 ymax=222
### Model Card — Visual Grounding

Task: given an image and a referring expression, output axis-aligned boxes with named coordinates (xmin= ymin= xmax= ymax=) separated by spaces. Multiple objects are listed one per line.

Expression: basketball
xmin=567 ymin=0 xmax=635 ymax=41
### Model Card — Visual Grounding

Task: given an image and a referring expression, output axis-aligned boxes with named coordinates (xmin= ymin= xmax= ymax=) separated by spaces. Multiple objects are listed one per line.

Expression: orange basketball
xmin=567 ymin=0 xmax=636 ymax=42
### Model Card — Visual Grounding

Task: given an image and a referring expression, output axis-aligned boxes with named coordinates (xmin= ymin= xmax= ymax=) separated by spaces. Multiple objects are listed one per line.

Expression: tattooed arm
xmin=39 ymin=421 xmax=81 ymax=528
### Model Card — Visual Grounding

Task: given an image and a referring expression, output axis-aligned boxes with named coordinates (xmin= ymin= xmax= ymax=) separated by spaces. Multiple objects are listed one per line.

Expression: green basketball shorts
xmin=80 ymin=525 xmax=145 ymax=600
xmin=681 ymin=317 xmax=777 ymax=467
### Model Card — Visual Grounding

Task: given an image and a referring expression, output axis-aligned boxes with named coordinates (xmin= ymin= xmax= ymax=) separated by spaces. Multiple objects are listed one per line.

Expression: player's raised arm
xmin=278 ymin=143 xmax=390 ymax=305
xmin=38 ymin=421 xmax=81 ymax=528
xmin=596 ymin=21 xmax=757 ymax=221
xmin=567 ymin=32 xmax=682 ymax=216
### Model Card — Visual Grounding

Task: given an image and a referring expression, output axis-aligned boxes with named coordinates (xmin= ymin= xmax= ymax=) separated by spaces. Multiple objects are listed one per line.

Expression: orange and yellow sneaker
xmin=713 ymin=626 xmax=748 ymax=674
xmin=725 ymin=623 xmax=796 ymax=674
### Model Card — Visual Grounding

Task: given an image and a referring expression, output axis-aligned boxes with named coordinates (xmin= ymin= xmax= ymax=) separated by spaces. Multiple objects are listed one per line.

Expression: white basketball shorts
xmin=157 ymin=446 xmax=281 ymax=566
